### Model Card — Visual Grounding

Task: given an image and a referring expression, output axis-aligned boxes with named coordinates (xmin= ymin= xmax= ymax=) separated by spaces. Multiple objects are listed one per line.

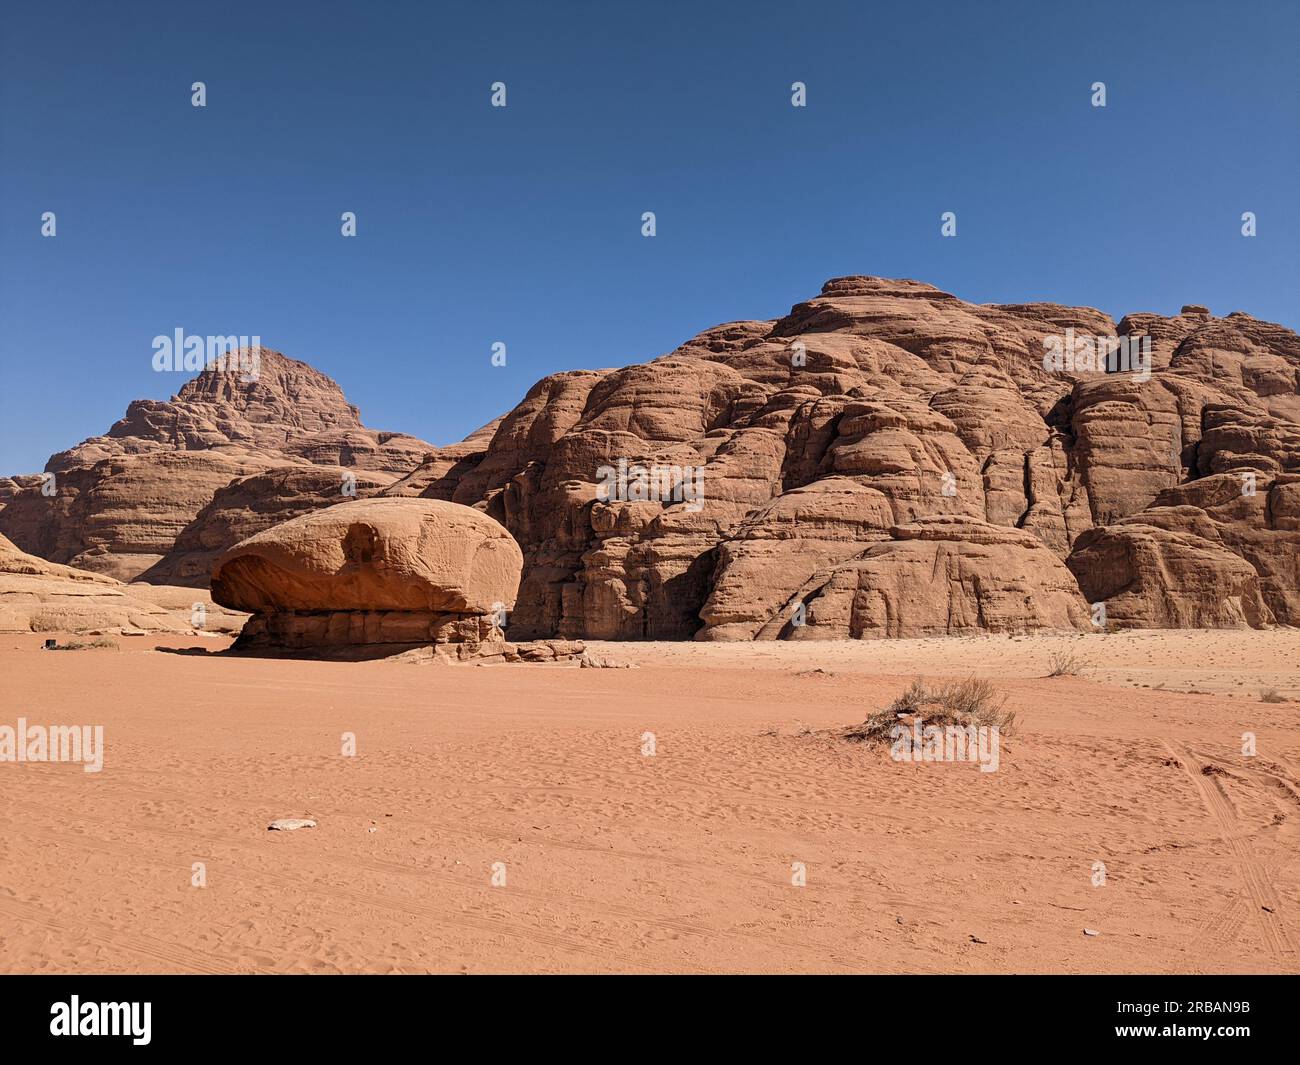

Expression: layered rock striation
xmin=375 ymin=278 xmax=1298 ymax=637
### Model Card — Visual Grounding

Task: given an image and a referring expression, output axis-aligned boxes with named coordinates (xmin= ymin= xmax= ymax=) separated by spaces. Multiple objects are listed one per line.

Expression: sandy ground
xmin=1 ymin=628 xmax=1298 ymax=974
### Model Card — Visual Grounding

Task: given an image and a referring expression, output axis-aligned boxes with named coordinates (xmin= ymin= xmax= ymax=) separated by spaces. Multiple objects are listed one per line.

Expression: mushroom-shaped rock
xmin=211 ymin=498 xmax=523 ymax=657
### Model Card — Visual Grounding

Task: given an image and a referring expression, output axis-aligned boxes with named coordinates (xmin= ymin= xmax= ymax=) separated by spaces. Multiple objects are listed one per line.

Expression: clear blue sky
xmin=2 ymin=0 xmax=1296 ymax=473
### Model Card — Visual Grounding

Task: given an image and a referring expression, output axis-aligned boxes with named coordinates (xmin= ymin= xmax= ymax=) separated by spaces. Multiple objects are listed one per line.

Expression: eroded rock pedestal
xmin=211 ymin=498 xmax=523 ymax=659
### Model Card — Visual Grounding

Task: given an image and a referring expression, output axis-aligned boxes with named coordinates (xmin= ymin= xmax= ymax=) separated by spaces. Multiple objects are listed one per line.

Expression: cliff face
xmin=4 ymin=278 xmax=1297 ymax=639
xmin=384 ymin=277 xmax=1300 ymax=639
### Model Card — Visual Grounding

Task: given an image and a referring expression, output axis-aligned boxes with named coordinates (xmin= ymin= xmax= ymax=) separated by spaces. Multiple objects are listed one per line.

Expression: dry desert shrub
xmin=1259 ymin=687 xmax=1288 ymax=704
xmin=845 ymin=676 xmax=1016 ymax=744
xmin=45 ymin=637 xmax=119 ymax=651
xmin=1046 ymin=649 xmax=1088 ymax=677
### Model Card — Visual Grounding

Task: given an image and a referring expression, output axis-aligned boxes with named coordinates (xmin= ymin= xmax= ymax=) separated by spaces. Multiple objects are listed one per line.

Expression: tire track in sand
xmin=1165 ymin=741 xmax=1294 ymax=958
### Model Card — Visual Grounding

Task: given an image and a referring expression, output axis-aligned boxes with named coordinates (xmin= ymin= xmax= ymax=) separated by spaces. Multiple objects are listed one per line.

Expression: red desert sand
xmin=1 ymin=627 xmax=1297 ymax=974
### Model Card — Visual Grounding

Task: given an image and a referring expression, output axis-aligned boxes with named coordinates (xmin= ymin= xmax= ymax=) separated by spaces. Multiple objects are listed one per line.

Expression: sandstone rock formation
xmin=0 ymin=349 xmax=435 ymax=581
xmin=1067 ymin=471 xmax=1300 ymax=629
xmin=704 ymin=515 xmax=1091 ymax=640
xmin=0 ymin=533 xmax=245 ymax=635
xmin=211 ymin=498 xmax=523 ymax=657
xmin=7 ymin=278 xmax=1299 ymax=640
xmin=375 ymin=277 xmax=1299 ymax=638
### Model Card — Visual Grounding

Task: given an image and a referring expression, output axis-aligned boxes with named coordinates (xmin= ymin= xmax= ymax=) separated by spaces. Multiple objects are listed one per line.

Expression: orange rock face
xmin=381 ymin=277 xmax=1297 ymax=639
xmin=4 ymin=278 xmax=1297 ymax=639
xmin=212 ymin=498 xmax=523 ymax=615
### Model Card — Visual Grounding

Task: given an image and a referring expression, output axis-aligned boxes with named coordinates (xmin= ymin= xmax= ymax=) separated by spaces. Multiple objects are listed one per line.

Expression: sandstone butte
xmin=2 ymin=276 xmax=1297 ymax=643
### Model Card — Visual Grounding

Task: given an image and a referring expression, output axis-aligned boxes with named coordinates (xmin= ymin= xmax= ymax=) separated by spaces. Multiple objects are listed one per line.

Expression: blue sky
xmin=2 ymin=0 xmax=1297 ymax=473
